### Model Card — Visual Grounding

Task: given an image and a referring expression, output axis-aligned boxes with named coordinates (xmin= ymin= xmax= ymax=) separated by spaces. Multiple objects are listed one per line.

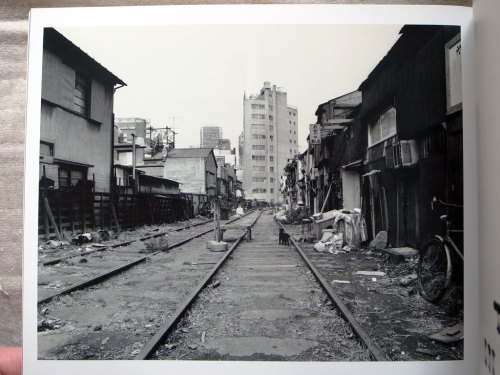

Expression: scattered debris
xmin=201 ymin=331 xmax=206 ymax=343
xmin=97 ymin=230 xmax=113 ymax=241
xmin=429 ymin=323 xmax=464 ymax=343
xmin=212 ymin=281 xmax=221 ymax=288
xmin=38 ymin=318 xmax=62 ymax=331
xmin=332 ymin=280 xmax=351 ymax=284
xmin=400 ymin=274 xmax=418 ymax=286
xmin=383 ymin=247 xmax=419 ymax=257
xmin=72 ymin=233 xmax=93 ymax=245
xmin=104 ymin=313 xmax=118 ymax=330
xmin=187 ymin=344 xmax=198 ymax=350
xmin=164 ymin=343 xmax=177 ymax=350
xmin=93 ymin=324 xmax=103 ymax=331
xmin=354 ymin=271 xmax=386 ymax=277
xmin=416 ymin=347 xmax=436 ymax=356
xmin=92 ymin=243 xmax=107 ymax=248
xmin=102 ymin=337 xmax=109 ymax=345
xmin=79 ymin=258 xmax=88 ymax=263
xmin=369 ymin=231 xmax=388 ymax=250
xmin=46 ymin=240 xmax=70 ymax=249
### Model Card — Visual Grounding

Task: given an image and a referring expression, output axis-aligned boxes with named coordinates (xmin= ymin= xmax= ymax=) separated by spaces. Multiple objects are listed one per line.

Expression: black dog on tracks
xmin=279 ymin=228 xmax=290 ymax=246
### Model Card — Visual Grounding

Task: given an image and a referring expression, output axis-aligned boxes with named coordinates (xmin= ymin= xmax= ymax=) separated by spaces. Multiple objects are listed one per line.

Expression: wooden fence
xmin=38 ymin=189 xmax=205 ymax=239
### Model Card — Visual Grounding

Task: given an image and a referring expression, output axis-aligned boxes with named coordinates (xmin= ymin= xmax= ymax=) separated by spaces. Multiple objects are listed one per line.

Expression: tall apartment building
xmin=200 ymin=126 xmax=223 ymax=149
xmin=242 ymin=82 xmax=298 ymax=203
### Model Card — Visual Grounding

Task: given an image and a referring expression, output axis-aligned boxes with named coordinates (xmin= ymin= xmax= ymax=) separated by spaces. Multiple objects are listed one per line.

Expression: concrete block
xmin=207 ymin=241 xmax=228 ymax=252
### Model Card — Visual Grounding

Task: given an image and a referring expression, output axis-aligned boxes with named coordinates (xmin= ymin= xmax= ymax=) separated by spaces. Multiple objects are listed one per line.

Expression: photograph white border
xmin=24 ymin=4 xmax=476 ymax=375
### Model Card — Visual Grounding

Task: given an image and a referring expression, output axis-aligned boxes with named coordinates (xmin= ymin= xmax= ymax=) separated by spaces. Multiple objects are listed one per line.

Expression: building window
xmin=252 ymin=124 xmax=265 ymax=131
xmin=294 ymin=140 xmax=296 ymax=144
xmin=252 ymin=114 xmax=266 ymax=119
xmin=252 ymin=145 xmax=266 ymax=150
xmin=74 ymin=73 xmax=90 ymax=116
xmin=294 ymin=131 xmax=296 ymax=134
xmin=270 ymin=156 xmax=274 ymax=161
xmin=252 ymin=155 xmax=266 ymax=161
xmin=269 ymin=115 xmax=273 ymax=121
xmin=252 ymin=165 xmax=266 ymax=171
xmin=251 ymin=104 xmax=265 ymax=109
xmin=419 ymin=127 xmax=447 ymax=159
xmin=252 ymin=188 xmax=267 ymax=193
xmin=290 ymin=140 xmax=292 ymax=143
xmin=58 ymin=166 xmax=87 ymax=189
xmin=252 ymin=134 xmax=266 ymax=140
xmin=269 ymin=105 xmax=273 ymax=111
xmin=269 ymin=125 xmax=273 ymax=132
xmin=289 ymin=121 xmax=292 ymax=124
xmin=252 ymin=177 xmax=266 ymax=182
xmin=270 ymin=188 xmax=274 ymax=193
xmin=270 ymin=135 xmax=274 ymax=141
xmin=269 ymin=146 xmax=274 ymax=152
xmin=270 ymin=167 xmax=274 ymax=172
xmin=40 ymin=141 xmax=54 ymax=156
xmin=270 ymin=177 xmax=274 ymax=183
xmin=368 ymin=107 xmax=397 ymax=146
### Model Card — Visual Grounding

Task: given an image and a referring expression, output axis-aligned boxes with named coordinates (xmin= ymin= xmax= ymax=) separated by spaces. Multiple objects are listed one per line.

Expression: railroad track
xmin=38 ymin=209 xmax=257 ymax=305
xmin=41 ymin=218 xmax=214 ymax=266
xmin=146 ymin=214 xmax=386 ymax=361
xmin=37 ymin=210 xmax=262 ymax=359
xmin=38 ymin=210 xmax=387 ymax=361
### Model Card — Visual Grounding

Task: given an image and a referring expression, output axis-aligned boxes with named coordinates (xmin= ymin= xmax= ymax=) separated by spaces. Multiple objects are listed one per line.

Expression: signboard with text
xmin=309 ymin=124 xmax=322 ymax=145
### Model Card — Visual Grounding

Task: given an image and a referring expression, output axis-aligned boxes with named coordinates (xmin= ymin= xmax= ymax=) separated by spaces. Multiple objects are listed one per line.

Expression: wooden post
xmin=92 ymin=173 xmax=96 ymax=231
xmin=100 ymin=193 xmax=104 ymax=228
xmin=43 ymin=197 xmax=62 ymax=240
xmin=81 ymin=183 xmax=87 ymax=233
xmin=214 ymin=197 xmax=220 ymax=241
xmin=320 ymin=182 xmax=333 ymax=214
xmin=70 ymin=197 xmax=75 ymax=234
xmin=110 ymin=197 xmax=120 ymax=232
xmin=56 ymin=190 xmax=62 ymax=235
xmin=42 ymin=166 xmax=50 ymax=240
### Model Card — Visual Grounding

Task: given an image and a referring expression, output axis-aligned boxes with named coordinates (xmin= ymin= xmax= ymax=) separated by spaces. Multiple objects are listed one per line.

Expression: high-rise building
xmin=200 ymin=126 xmax=223 ymax=149
xmin=242 ymin=82 xmax=298 ymax=203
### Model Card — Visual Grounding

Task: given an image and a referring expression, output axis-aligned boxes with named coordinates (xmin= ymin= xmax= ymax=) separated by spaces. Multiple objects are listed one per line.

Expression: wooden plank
xmin=110 ymin=199 xmax=121 ymax=232
xmin=43 ymin=197 xmax=62 ymax=240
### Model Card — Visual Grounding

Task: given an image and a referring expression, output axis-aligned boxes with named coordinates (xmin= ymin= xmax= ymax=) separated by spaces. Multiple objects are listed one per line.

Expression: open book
xmin=20 ymin=2 xmax=499 ymax=375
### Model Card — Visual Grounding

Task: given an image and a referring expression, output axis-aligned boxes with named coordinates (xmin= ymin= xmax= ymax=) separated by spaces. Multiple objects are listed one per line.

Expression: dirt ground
xmin=282 ymin=223 xmax=463 ymax=361
xmin=154 ymin=214 xmax=370 ymax=361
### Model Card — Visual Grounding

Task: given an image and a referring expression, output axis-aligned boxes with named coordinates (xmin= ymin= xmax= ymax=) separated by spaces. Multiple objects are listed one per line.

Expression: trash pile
xmin=312 ymin=209 xmax=368 ymax=253
xmin=274 ymin=205 xmax=309 ymax=224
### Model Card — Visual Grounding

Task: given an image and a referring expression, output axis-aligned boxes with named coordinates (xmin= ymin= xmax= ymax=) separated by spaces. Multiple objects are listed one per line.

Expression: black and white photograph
xmin=22 ymin=4 xmax=475 ymax=374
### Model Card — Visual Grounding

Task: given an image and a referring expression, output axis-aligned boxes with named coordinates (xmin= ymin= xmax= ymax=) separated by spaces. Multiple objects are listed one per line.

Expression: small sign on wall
xmin=446 ymin=33 xmax=462 ymax=114
xmin=309 ymin=124 xmax=322 ymax=145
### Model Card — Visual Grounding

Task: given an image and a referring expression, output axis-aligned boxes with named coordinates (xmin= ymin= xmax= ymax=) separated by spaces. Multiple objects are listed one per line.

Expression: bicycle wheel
xmin=418 ymin=238 xmax=452 ymax=303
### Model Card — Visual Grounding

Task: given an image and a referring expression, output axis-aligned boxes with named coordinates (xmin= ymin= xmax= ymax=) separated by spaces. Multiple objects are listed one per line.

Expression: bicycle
xmin=418 ymin=197 xmax=464 ymax=304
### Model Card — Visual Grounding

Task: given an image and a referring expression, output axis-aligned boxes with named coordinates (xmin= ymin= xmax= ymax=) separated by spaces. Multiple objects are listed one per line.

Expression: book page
xmin=23 ymin=4 xmax=475 ymax=375
xmin=475 ymin=0 xmax=500 ymax=374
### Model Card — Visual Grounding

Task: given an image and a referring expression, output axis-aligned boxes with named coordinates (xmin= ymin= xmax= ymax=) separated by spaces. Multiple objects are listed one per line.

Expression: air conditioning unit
xmin=386 ymin=140 xmax=419 ymax=169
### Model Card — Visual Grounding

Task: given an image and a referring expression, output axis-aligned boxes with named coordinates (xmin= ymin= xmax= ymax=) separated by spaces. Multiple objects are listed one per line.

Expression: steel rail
xmin=37 ymin=210 xmax=257 ymax=305
xmin=135 ymin=210 xmax=263 ymax=360
xmin=42 ymin=219 xmax=214 ymax=266
xmin=280 ymin=223 xmax=389 ymax=361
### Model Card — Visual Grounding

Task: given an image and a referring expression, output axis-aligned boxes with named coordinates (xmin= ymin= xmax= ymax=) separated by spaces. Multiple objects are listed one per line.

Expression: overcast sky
xmin=58 ymin=24 xmax=402 ymax=151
